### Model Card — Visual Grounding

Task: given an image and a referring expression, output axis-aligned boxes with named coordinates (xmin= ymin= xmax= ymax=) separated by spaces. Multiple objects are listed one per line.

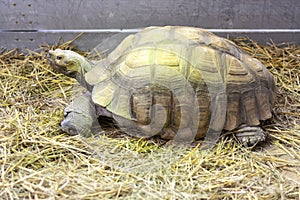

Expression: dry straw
xmin=0 ymin=37 xmax=299 ymax=199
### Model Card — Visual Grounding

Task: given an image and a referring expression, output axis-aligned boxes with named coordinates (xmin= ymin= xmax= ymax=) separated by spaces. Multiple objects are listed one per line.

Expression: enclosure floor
xmin=0 ymin=38 xmax=299 ymax=199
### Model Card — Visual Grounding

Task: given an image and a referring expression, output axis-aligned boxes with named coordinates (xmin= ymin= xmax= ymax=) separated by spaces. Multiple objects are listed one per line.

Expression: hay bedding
xmin=0 ymin=38 xmax=299 ymax=200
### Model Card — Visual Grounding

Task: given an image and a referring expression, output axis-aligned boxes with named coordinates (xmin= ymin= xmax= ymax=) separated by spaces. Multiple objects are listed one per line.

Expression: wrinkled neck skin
xmin=75 ymin=57 xmax=93 ymax=90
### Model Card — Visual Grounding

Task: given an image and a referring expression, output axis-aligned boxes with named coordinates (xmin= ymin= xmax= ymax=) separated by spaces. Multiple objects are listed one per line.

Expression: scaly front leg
xmin=61 ymin=92 xmax=98 ymax=137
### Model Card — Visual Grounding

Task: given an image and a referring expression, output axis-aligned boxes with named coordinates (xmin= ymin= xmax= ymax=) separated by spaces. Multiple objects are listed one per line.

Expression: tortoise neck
xmin=78 ymin=57 xmax=93 ymax=75
xmin=76 ymin=57 xmax=93 ymax=90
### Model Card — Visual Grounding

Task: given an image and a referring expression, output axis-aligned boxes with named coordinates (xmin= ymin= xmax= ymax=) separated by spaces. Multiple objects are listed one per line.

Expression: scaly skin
xmin=61 ymin=92 xmax=97 ymax=137
xmin=48 ymin=49 xmax=100 ymax=135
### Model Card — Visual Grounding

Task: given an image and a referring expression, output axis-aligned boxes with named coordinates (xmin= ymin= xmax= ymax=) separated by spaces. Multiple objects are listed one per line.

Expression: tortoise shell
xmin=84 ymin=26 xmax=275 ymax=139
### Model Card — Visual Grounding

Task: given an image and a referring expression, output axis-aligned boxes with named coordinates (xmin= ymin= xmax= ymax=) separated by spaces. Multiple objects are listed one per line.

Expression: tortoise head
xmin=48 ymin=49 xmax=92 ymax=78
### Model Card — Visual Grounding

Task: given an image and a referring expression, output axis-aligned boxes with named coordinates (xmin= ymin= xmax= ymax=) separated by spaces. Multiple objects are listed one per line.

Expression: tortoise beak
xmin=47 ymin=51 xmax=59 ymax=71
xmin=46 ymin=50 xmax=56 ymax=66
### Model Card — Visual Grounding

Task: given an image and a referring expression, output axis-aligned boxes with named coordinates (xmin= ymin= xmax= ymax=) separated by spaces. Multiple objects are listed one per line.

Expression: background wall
xmin=1 ymin=0 xmax=299 ymax=51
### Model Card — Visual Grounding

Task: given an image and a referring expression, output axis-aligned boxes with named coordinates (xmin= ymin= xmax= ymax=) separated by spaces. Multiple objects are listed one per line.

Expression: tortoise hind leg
xmin=232 ymin=124 xmax=266 ymax=146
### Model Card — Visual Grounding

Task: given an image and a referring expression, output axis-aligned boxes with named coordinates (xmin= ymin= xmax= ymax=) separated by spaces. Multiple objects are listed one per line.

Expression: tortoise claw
xmin=233 ymin=125 xmax=266 ymax=147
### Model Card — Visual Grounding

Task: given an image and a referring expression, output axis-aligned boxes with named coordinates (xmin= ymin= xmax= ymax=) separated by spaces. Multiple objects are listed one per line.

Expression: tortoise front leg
xmin=61 ymin=92 xmax=98 ymax=137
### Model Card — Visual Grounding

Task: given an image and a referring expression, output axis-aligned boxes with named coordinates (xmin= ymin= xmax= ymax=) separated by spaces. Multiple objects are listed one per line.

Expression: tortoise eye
xmin=56 ymin=56 xmax=63 ymax=60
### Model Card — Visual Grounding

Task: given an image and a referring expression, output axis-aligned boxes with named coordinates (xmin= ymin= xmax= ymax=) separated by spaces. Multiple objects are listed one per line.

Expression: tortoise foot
xmin=232 ymin=125 xmax=266 ymax=147
xmin=61 ymin=93 xmax=97 ymax=137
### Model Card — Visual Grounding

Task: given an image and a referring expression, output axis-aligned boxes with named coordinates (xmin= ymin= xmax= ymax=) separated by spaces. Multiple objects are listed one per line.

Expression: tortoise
xmin=48 ymin=26 xmax=275 ymax=147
